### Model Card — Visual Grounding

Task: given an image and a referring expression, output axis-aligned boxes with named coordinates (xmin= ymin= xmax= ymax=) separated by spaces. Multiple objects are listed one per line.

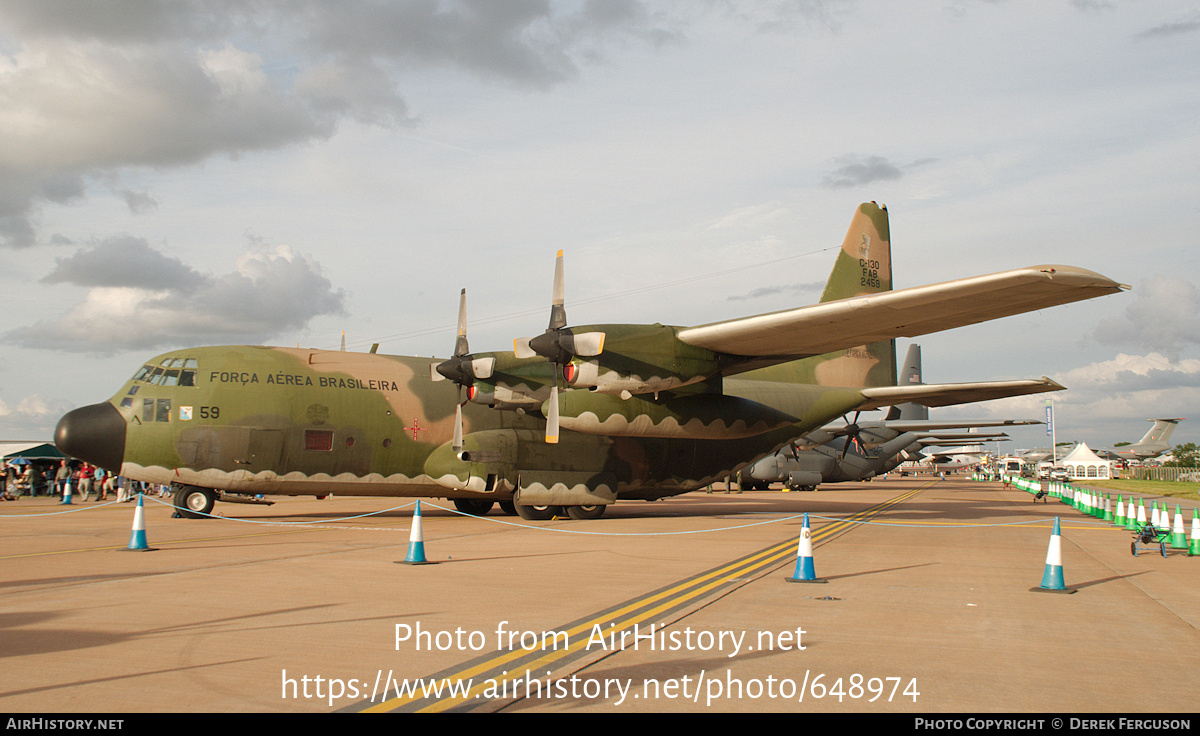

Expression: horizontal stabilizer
xmin=857 ymin=377 xmax=1064 ymax=411
xmin=677 ymin=265 xmax=1127 ymax=358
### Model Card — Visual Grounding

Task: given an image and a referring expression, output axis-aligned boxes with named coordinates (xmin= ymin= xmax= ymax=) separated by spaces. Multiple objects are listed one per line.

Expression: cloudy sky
xmin=2 ymin=0 xmax=1198 ymax=453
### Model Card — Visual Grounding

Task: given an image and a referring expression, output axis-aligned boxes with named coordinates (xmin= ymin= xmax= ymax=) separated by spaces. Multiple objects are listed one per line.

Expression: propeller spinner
xmin=513 ymin=250 xmax=605 ymax=444
xmin=431 ymin=289 xmax=494 ymax=454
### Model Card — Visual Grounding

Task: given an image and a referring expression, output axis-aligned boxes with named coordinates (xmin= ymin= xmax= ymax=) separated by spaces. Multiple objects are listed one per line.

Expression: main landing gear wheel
xmin=565 ymin=504 xmax=606 ymax=520
xmin=173 ymin=485 xmax=216 ymax=519
xmin=514 ymin=503 xmax=560 ymax=521
xmin=498 ymin=501 xmax=517 ymax=516
xmin=453 ymin=499 xmax=494 ymax=516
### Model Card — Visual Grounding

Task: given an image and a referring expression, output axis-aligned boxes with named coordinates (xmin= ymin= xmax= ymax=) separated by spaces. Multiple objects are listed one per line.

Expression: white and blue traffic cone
xmin=60 ymin=480 xmax=73 ymax=505
xmin=1033 ymin=517 xmax=1075 ymax=594
xmin=786 ymin=513 xmax=826 ymax=583
xmin=399 ymin=500 xmax=434 ymax=565
xmin=125 ymin=493 xmax=154 ymax=551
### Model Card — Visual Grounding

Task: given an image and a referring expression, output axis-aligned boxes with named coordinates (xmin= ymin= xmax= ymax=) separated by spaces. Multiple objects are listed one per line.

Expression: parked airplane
xmin=1111 ymin=418 xmax=1184 ymax=460
xmin=1025 ymin=419 xmax=1186 ymax=465
xmin=743 ymin=344 xmax=1041 ymax=489
xmin=54 ymin=203 xmax=1126 ymax=520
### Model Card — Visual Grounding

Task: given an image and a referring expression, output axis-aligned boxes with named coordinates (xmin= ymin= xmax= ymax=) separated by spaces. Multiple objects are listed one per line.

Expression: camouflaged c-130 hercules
xmin=55 ymin=203 xmax=1128 ymax=520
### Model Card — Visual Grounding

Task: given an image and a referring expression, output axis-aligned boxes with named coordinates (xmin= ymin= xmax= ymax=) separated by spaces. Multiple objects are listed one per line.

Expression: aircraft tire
xmin=453 ymin=499 xmax=494 ymax=516
xmin=514 ymin=503 xmax=559 ymax=521
xmin=174 ymin=485 xmax=216 ymax=519
xmin=498 ymin=501 xmax=517 ymax=516
xmin=565 ymin=504 xmax=606 ymax=520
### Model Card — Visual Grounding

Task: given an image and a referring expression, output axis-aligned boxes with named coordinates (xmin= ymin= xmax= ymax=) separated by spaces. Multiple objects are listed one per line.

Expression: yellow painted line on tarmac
xmin=361 ymin=481 xmax=936 ymax=713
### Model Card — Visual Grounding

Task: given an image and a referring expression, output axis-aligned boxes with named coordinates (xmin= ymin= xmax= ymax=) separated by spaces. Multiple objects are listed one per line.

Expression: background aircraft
xmin=55 ymin=204 xmax=1126 ymax=520
xmin=1110 ymin=418 xmax=1184 ymax=460
xmin=743 ymin=344 xmax=1041 ymax=489
xmin=1020 ymin=417 xmax=1184 ymax=465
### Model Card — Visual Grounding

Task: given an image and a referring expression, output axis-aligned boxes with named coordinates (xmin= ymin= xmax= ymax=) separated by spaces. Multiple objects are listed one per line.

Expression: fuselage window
xmin=155 ymin=399 xmax=171 ymax=423
xmin=133 ymin=366 xmax=154 ymax=382
xmin=161 ymin=369 xmax=181 ymax=386
xmin=142 ymin=399 xmax=155 ymax=423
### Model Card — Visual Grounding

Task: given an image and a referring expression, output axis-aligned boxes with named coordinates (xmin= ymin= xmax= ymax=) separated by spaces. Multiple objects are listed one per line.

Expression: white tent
xmin=1060 ymin=442 xmax=1113 ymax=480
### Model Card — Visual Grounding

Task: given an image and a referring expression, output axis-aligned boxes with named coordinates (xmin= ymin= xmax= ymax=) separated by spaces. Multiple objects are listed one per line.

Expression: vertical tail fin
xmin=890 ymin=343 xmax=929 ymax=421
xmin=816 ymin=202 xmax=895 ymax=388
xmin=819 ymin=201 xmax=892 ymax=303
xmin=741 ymin=203 xmax=896 ymax=388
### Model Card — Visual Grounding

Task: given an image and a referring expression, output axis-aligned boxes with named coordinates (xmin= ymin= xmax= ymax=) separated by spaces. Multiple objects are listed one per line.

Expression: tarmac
xmin=1 ymin=476 xmax=1198 ymax=714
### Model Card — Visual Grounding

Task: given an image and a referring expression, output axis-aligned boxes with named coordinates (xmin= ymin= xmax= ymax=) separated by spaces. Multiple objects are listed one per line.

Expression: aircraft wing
xmin=677 ymin=265 xmax=1127 ymax=357
xmin=863 ymin=418 xmax=1043 ymax=432
xmin=855 ymin=377 xmax=1064 ymax=411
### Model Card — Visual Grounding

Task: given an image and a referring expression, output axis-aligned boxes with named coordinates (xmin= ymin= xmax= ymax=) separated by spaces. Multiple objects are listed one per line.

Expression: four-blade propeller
xmin=430 ymin=289 xmax=494 ymax=454
xmin=513 ymin=250 xmax=605 ymax=444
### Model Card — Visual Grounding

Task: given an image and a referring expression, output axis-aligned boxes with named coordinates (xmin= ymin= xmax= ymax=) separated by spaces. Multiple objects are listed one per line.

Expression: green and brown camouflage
xmin=54 ymin=203 xmax=1127 ymax=519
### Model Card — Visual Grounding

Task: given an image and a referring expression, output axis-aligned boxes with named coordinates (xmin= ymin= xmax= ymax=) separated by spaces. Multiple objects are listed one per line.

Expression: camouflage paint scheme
xmin=55 ymin=204 xmax=1126 ymax=516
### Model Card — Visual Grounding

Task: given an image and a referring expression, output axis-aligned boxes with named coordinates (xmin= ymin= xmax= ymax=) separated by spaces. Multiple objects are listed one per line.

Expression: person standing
xmin=55 ymin=461 xmax=70 ymax=500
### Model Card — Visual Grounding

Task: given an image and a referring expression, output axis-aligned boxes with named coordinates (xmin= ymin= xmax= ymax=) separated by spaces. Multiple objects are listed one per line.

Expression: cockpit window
xmin=133 ymin=358 xmax=199 ymax=386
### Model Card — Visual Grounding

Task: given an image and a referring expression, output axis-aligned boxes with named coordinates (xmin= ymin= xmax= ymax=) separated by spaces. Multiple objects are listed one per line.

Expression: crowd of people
xmin=1 ymin=459 xmax=169 ymax=502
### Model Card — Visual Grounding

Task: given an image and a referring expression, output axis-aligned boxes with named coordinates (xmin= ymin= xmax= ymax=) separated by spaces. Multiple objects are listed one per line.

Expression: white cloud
xmin=7 ymin=243 xmax=345 ymax=352
xmin=1094 ymin=276 xmax=1200 ymax=359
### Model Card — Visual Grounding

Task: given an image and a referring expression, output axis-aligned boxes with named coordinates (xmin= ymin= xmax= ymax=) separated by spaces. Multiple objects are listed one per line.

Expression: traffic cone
xmin=1102 ymin=494 xmax=1113 ymax=522
xmin=60 ymin=480 xmax=73 ymax=505
xmin=1033 ymin=517 xmax=1076 ymax=594
xmin=1114 ymin=496 xmax=1126 ymax=527
xmin=399 ymin=500 xmax=434 ymax=565
xmin=1170 ymin=505 xmax=1187 ymax=549
xmin=785 ymin=513 xmax=826 ymax=583
xmin=1189 ymin=509 xmax=1199 ymax=557
xmin=124 ymin=493 xmax=155 ymax=551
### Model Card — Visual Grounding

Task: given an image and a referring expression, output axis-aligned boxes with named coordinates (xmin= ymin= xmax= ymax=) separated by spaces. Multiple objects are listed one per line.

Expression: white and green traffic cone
xmin=1170 ymin=505 xmax=1187 ymax=550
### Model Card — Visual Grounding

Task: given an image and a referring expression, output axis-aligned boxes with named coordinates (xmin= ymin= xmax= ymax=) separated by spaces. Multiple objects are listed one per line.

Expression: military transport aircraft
xmin=54 ymin=203 xmax=1127 ymax=520
xmin=742 ymin=344 xmax=1043 ymax=490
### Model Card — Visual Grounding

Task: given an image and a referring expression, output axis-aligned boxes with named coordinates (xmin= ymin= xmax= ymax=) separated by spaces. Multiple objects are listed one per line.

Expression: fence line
xmin=1130 ymin=466 xmax=1200 ymax=482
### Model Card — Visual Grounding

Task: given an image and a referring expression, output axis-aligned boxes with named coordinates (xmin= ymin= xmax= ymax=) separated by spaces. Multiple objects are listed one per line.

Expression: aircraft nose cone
xmin=55 ymin=402 xmax=126 ymax=472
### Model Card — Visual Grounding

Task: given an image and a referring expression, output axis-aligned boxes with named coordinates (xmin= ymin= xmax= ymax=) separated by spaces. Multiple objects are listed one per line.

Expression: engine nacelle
xmin=562 ymin=359 xmax=704 ymax=396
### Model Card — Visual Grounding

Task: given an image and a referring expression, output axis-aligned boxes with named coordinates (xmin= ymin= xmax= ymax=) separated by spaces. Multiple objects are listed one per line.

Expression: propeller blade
xmin=453 ymin=402 xmax=464 ymax=455
xmin=563 ymin=331 xmax=605 ymax=357
xmin=513 ymin=337 xmax=537 ymax=360
xmin=453 ymin=288 xmax=469 ymax=357
xmin=839 ymin=411 xmax=863 ymax=461
xmin=546 ymin=376 xmax=560 ymax=444
xmin=470 ymin=356 xmax=495 ymax=380
xmin=549 ymin=249 xmax=566 ymax=329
